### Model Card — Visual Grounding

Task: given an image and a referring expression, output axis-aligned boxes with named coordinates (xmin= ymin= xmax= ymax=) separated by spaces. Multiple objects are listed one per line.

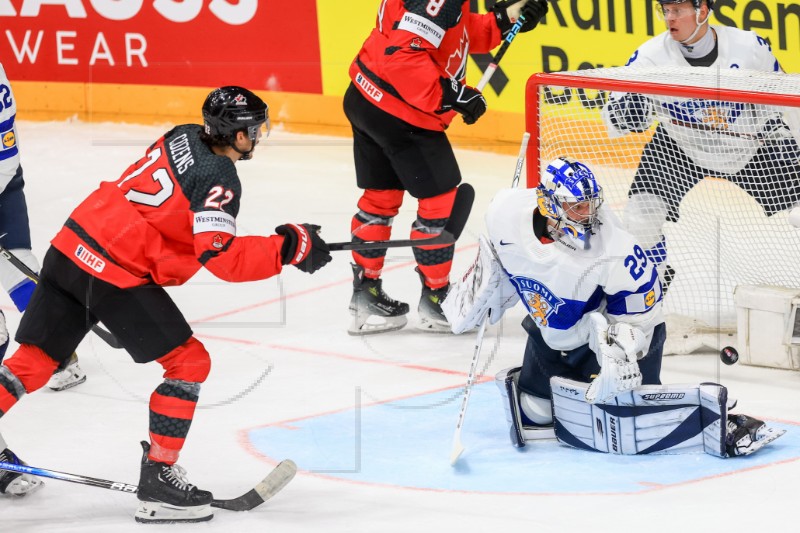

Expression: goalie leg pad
xmin=495 ymin=367 xmax=555 ymax=448
xmin=552 ymin=376 xmax=730 ymax=456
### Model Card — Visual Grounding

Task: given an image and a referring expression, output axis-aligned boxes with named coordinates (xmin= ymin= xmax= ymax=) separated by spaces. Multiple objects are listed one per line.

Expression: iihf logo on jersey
xmin=509 ymin=276 xmax=564 ymax=327
xmin=75 ymin=245 xmax=106 ymax=273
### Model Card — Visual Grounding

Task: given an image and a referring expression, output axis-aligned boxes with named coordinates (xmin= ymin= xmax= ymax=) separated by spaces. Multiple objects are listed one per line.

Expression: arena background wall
xmin=2 ymin=0 xmax=799 ymax=154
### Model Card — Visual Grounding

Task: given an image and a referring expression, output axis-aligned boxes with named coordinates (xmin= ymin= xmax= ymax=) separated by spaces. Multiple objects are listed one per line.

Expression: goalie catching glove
xmin=275 ymin=223 xmax=331 ymax=274
xmin=585 ymin=313 xmax=644 ymax=404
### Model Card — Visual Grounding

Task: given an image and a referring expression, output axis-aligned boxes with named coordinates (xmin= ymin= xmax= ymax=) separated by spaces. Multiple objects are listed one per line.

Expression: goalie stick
xmin=449 ymin=132 xmax=530 ymax=466
xmin=0 ymin=244 xmax=124 ymax=350
xmin=328 ymin=182 xmax=475 ymax=252
xmin=0 ymin=458 xmax=297 ymax=512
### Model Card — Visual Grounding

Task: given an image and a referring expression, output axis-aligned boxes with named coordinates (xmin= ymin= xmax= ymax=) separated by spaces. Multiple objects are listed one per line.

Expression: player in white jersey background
xmin=0 ymin=62 xmax=86 ymax=391
xmin=602 ymin=0 xmax=800 ymax=289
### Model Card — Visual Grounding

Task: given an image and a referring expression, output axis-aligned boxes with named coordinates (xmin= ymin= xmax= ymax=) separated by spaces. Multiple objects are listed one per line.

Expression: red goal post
xmin=524 ymin=66 xmax=800 ymax=359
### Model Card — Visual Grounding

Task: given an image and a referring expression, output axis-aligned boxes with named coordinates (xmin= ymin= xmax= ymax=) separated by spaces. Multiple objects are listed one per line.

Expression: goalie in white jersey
xmin=443 ymin=157 xmax=784 ymax=457
xmin=602 ymin=0 xmax=800 ymax=287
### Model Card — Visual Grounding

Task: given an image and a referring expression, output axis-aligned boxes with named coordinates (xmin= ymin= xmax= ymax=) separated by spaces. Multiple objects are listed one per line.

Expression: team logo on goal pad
xmin=509 ymin=275 xmax=564 ymax=327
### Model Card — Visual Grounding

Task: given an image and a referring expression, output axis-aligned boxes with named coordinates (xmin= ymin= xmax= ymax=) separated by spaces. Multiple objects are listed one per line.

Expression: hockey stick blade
xmin=0 ymin=244 xmax=124 ymax=350
xmin=329 ymin=182 xmax=475 ymax=252
xmin=0 ymin=458 xmax=297 ymax=513
xmin=211 ymin=459 xmax=297 ymax=511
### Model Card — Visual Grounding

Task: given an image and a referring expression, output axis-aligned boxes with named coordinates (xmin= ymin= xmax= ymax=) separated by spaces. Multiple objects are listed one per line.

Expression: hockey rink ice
xmin=2 ymin=121 xmax=799 ymax=532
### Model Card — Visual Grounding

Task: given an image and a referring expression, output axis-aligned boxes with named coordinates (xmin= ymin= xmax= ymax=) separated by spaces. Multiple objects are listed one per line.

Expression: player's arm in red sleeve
xmin=464 ymin=11 xmax=503 ymax=54
xmin=192 ymin=209 xmax=285 ymax=283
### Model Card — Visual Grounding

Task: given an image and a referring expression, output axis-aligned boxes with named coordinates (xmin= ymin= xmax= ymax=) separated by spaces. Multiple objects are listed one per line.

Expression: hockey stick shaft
xmin=476 ymin=1 xmax=531 ymax=92
xmin=449 ymin=132 xmax=529 ymax=465
xmin=449 ymin=311 xmax=490 ymax=465
xmin=0 ymin=245 xmax=124 ymax=350
xmin=328 ymin=182 xmax=475 ymax=252
xmin=0 ymin=458 xmax=297 ymax=512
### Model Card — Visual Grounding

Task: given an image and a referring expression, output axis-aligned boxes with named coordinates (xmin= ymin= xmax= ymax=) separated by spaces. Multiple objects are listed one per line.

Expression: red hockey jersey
xmin=349 ymin=0 xmax=502 ymax=131
xmin=51 ymin=125 xmax=285 ymax=288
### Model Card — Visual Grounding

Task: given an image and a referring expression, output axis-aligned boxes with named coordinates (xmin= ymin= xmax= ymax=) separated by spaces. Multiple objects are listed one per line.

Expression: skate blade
xmin=348 ymin=315 xmax=408 ymax=336
xmin=416 ymin=316 xmax=452 ymax=333
xmin=3 ymin=475 xmax=44 ymax=497
xmin=47 ymin=374 xmax=87 ymax=392
xmin=134 ymin=501 xmax=213 ymax=524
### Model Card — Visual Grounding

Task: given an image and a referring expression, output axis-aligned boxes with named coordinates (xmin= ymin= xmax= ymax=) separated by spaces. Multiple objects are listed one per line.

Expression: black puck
xmin=720 ymin=346 xmax=739 ymax=366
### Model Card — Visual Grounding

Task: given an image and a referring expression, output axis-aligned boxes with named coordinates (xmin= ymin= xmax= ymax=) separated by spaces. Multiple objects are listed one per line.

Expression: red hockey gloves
xmin=492 ymin=0 xmax=549 ymax=36
xmin=275 ymin=223 xmax=332 ymax=274
xmin=437 ymin=78 xmax=486 ymax=125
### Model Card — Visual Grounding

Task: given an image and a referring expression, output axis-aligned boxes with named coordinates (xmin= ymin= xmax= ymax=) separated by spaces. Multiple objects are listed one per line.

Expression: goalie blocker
xmin=497 ymin=368 xmax=785 ymax=457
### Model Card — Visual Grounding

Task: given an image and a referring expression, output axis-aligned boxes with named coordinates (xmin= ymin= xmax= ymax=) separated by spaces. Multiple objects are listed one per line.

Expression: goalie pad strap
xmin=551 ymin=376 xmax=728 ymax=457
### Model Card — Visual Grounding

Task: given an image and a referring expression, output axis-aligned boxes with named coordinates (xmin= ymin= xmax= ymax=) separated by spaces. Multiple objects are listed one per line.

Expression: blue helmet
xmin=537 ymin=157 xmax=603 ymax=245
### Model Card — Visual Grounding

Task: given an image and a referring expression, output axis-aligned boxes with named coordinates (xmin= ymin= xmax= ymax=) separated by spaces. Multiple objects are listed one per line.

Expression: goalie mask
xmin=537 ymin=157 xmax=603 ymax=248
xmin=202 ymin=86 xmax=270 ymax=160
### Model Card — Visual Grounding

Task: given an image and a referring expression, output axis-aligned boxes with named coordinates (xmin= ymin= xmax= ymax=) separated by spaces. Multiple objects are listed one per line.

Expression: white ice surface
xmin=1 ymin=121 xmax=799 ymax=532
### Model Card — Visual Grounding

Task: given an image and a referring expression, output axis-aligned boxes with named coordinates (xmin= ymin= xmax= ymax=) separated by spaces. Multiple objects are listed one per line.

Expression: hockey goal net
xmin=525 ymin=66 xmax=800 ymax=355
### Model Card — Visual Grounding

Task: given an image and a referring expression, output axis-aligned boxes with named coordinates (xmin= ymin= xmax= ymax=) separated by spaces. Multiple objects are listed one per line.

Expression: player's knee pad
xmin=156 ymin=337 xmax=211 ymax=383
xmin=3 ymin=344 xmax=59 ymax=393
xmin=495 ymin=367 xmax=554 ymax=448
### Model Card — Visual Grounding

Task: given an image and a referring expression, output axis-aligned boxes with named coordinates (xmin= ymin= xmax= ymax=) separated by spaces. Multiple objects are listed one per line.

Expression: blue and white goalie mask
xmin=537 ymin=157 xmax=604 ymax=248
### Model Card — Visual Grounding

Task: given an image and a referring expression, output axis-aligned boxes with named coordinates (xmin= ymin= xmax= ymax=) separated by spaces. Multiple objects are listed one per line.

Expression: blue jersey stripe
xmin=0 ymin=113 xmax=15 ymax=132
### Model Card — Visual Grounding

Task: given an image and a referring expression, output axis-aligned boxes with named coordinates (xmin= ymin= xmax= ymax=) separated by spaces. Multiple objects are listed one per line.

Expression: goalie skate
xmin=0 ymin=448 xmax=44 ymax=497
xmin=47 ymin=353 xmax=86 ymax=392
xmin=726 ymin=414 xmax=786 ymax=457
xmin=135 ymin=442 xmax=213 ymax=524
xmin=348 ymin=264 xmax=408 ymax=335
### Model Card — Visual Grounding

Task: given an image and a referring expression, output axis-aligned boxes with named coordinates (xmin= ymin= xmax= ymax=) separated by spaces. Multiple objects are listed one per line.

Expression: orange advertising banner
xmin=0 ymin=0 xmax=323 ymax=93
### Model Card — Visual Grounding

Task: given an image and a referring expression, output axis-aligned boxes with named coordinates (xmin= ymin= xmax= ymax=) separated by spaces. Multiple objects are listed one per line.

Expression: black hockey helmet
xmin=202 ymin=86 xmax=269 ymax=160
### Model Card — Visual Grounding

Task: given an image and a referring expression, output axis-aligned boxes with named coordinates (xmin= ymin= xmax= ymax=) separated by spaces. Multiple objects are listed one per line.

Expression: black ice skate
xmin=416 ymin=268 xmax=451 ymax=333
xmin=348 ymin=264 xmax=409 ymax=335
xmin=134 ymin=441 xmax=213 ymax=524
xmin=0 ymin=448 xmax=44 ymax=497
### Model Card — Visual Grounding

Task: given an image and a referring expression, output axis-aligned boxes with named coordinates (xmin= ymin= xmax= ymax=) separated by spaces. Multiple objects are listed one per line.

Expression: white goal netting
xmin=526 ymin=66 xmax=800 ymax=354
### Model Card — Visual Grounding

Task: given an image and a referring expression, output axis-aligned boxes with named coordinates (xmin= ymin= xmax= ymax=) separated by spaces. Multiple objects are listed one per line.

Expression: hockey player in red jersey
xmin=345 ymin=0 xmax=548 ymax=334
xmin=0 ymin=86 xmax=331 ymax=522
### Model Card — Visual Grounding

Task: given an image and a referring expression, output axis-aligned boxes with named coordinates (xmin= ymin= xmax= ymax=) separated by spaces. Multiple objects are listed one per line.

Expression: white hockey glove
xmin=442 ymin=235 xmax=517 ymax=334
xmin=585 ymin=313 xmax=642 ymax=404
xmin=725 ymin=414 xmax=786 ymax=457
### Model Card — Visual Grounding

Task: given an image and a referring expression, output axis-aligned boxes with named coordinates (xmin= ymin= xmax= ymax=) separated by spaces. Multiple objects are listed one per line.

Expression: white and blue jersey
xmin=0 ymin=63 xmax=20 ymax=194
xmin=609 ymin=25 xmax=783 ymax=174
xmin=485 ymin=188 xmax=663 ymax=351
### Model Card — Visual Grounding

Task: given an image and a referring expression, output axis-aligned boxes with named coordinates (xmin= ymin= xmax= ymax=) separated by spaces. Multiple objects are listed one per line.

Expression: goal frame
xmin=524 ymin=71 xmax=800 ymax=188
